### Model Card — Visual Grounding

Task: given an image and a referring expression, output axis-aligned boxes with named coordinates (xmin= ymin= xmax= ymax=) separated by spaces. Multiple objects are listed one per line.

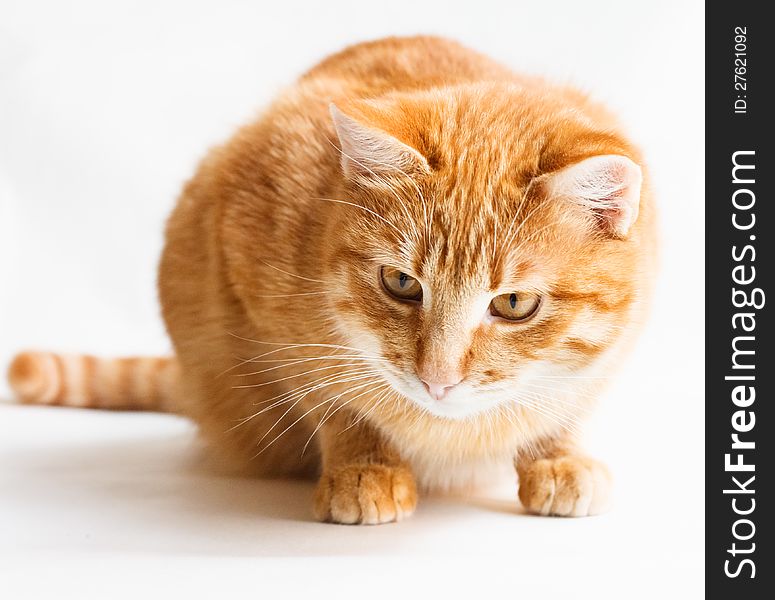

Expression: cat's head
xmin=324 ymin=84 xmax=650 ymax=420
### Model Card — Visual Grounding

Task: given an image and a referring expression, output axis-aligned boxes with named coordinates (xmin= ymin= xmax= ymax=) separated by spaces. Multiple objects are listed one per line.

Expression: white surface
xmin=0 ymin=0 xmax=704 ymax=597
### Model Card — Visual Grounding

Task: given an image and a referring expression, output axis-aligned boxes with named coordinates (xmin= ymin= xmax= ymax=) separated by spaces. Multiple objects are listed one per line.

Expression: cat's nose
xmin=421 ymin=377 xmax=462 ymax=401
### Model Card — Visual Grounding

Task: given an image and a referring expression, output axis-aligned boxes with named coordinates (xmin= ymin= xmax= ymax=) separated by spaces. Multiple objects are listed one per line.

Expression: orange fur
xmin=8 ymin=36 xmax=657 ymax=523
xmin=8 ymin=351 xmax=177 ymax=411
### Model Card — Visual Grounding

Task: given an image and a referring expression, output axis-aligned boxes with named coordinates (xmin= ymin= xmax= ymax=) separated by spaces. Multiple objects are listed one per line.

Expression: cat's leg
xmin=313 ymin=411 xmax=417 ymax=525
xmin=515 ymin=439 xmax=612 ymax=517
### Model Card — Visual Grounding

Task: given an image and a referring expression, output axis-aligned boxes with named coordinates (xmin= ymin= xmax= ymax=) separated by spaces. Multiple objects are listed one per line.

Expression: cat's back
xmin=301 ymin=35 xmax=518 ymax=94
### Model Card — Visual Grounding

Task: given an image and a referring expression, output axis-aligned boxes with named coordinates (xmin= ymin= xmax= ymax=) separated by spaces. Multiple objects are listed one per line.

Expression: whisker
xmin=312 ymin=197 xmax=406 ymax=240
xmin=218 ymin=338 xmax=375 ymax=377
xmin=509 ymin=221 xmax=562 ymax=257
xmin=236 ymin=354 xmax=387 ymax=366
xmin=301 ymin=383 xmax=390 ymax=456
xmin=226 ymin=370 xmax=379 ymax=432
xmin=242 ymin=367 xmax=379 ymax=416
xmin=406 ymin=400 xmax=430 ymax=434
xmin=520 ymin=382 xmax=600 ymax=406
xmin=257 ymin=379 xmax=386 ymax=458
xmin=297 ymin=382 xmax=389 ymax=453
xmin=523 ymin=398 xmax=583 ymax=432
xmin=532 ymin=375 xmax=613 ymax=380
xmin=338 ymin=386 xmax=393 ymax=434
xmin=252 ymin=375 xmax=381 ymax=447
xmin=520 ymin=387 xmax=587 ymax=417
xmin=515 ymin=399 xmax=580 ymax=436
xmin=230 ymin=345 xmax=383 ymax=375
xmin=501 ymin=178 xmax=537 ymax=252
xmin=510 ymin=391 xmax=584 ymax=435
xmin=301 ymin=392 xmax=342 ymax=457
xmin=250 ymin=369 xmax=379 ymax=414
xmin=225 ymin=333 xmax=376 ymax=356
xmin=325 ymin=136 xmax=420 ymax=244
xmin=233 ymin=355 xmax=387 ymax=377
xmin=259 ymin=259 xmax=326 ymax=284
xmin=254 ymin=291 xmax=329 ymax=298
xmin=499 ymin=407 xmax=538 ymax=461
xmin=232 ymin=362 xmax=375 ymax=389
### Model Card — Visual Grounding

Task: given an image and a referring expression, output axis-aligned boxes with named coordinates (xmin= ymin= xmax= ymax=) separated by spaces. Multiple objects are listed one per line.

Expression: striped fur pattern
xmin=8 ymin=352 xmax=177 ymax=412
xmin=7 ymin=37 xmax=657 ymax=524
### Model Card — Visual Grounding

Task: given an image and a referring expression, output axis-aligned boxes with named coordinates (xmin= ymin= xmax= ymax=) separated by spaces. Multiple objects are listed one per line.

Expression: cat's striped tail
xmin=6 ymin=351 xmax=178 ymax=412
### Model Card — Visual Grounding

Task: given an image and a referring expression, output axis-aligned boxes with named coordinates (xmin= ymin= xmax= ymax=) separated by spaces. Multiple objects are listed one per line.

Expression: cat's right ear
xmin=329 ymin=104 xmax=430 ymax=181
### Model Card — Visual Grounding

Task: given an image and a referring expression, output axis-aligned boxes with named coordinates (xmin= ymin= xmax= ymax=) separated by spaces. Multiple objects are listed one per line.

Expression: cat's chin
xmin=407 ymin=395 xmax=502 ymax=421
xmin=421 ymin=404 xmax=485 ymax=421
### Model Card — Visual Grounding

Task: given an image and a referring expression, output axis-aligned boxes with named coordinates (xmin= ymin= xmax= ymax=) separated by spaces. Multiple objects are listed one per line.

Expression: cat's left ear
xmin=329 ymin=104 xmax=430 ymax=180
xmin=545 ymin=155 xmax=643 ymax=238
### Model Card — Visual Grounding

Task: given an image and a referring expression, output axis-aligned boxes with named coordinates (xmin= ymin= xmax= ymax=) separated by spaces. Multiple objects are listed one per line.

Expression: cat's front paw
xmin=313 ymin=463 xmax=417 ymax=525
xmin=517 ymin=456 xmax=612 ymax=517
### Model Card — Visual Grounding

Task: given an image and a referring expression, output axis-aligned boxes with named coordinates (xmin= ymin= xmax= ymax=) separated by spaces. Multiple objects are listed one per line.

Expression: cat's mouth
xmin=381 ymin=370 xmax=502 ymax=421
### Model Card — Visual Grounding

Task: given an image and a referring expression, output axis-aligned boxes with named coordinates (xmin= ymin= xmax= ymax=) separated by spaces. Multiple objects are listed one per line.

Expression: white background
xmin=0 ymin=0 xmax=705 ymax=598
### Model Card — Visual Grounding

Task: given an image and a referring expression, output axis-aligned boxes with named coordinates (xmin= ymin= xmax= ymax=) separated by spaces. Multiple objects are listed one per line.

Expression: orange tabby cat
xmin=8 ymin=36 xmax=656 ymax=523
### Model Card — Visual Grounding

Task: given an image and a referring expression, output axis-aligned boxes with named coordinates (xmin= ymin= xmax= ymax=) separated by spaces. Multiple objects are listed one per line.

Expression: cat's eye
xmin=380 ymin=266 xmax=423 ymax=302
xmin=489 ymin=292 xmax=541 ymax=322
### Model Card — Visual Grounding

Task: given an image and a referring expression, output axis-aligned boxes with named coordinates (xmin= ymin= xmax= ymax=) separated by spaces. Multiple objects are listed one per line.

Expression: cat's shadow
xmin=4 ymin=406 xmax=530 ymax=556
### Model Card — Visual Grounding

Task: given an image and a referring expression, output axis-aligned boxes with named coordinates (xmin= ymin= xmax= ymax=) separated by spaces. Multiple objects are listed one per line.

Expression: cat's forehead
xmin=421 ymin=89 xmax=575 ymax=168
xmin=421 ymin=204 xmax=496 ymax=280
xmin=389 ymin=190 xmax=551 ymax=296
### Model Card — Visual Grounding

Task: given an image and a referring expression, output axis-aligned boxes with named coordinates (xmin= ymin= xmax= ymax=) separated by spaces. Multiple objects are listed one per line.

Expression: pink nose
xmin=421 ymin=378 xmax=462 ymax=401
